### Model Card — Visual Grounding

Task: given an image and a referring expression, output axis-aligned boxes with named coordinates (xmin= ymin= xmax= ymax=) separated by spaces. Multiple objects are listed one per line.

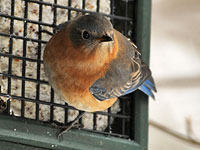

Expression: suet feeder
xmin=0 ymin=0 xmax=151 ymax=149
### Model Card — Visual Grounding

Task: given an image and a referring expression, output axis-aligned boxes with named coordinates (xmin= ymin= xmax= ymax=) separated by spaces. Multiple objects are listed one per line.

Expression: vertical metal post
xmin=132 ymin=0 xmax=151 ymax=150
xmin=134 ymin=0 xmax=151 ymax=65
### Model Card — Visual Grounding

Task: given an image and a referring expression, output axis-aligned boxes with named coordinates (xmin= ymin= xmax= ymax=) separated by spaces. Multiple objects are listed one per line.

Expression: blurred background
xmin=149 ymin=0 xmax=200 ymax=149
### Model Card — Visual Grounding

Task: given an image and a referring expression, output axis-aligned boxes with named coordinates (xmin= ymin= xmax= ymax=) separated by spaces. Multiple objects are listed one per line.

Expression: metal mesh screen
xmin=0 ymin=0 xmax=135 ymax=140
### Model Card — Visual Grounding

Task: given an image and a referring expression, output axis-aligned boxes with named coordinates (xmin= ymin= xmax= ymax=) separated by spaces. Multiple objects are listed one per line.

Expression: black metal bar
xmin=68 ymin=0 xmax=71 ymax=20
xmin=25 ymin=0 xmax=133 ymax=21
xmin=50 ymin=88 xmax=54 ymax=122
xmin=0 ymin=73 xmax=48 ymax=85
xmin=93 ymin=113 xmax=97 ymax=130
xmin=78 ymin=110 xmax=83 ymax=126
xmin=0 ymin=52 xmax=43 ymax=63
xmin=96 ymin=0 xmax=100 ymax=12
xmin=107 ymin=108 xmax=112 ymax=133
xmin=7 ymin=0 xmax=15 ymax=106
xmin=0 ymin=14 xmax=53 ymax=27
xmin=82 ymin=0 xmax=85 ymax=10
xmin=53 ymin=0 xmax=57 ymax=33
xmin=35 ymin=0 xmax=43 ymax=120
xmin=6 ymin=98 xmax=11 ymax=115
xmin=21 ymin=0 xmax=29 ymax=118
xmin=0 ymin=32 xmax=48 ymax=44
xmin=64 ymin=107 xmax=69 ymax=124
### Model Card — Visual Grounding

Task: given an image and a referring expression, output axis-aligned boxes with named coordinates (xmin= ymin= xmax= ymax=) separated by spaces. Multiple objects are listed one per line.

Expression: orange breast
xmin=44 ymin=28 xmax=119 ymax=112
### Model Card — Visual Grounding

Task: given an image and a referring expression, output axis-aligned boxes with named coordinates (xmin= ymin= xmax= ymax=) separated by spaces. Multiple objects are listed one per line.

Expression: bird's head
xmin=68 ymin=14 xmax=114 ymax=53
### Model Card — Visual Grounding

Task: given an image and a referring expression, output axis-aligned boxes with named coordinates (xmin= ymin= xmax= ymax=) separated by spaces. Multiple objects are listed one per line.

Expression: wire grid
xmin=0 ymin=0 xmax=135 ymax=140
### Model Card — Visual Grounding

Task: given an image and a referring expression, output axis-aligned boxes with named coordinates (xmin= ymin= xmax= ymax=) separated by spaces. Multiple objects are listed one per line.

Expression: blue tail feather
xmin=139 ymin=84 xmax=155 ymax=99
xmin=144 ymin=79 xmax=157 ymax=92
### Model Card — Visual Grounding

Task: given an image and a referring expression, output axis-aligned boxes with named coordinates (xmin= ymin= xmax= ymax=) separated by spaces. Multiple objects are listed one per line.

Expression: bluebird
xmin=43 ymin=13 xmax=156 ymax=136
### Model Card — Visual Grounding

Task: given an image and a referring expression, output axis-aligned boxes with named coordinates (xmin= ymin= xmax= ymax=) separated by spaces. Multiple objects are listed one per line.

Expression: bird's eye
xmin=82 ymin=31 xmax=90 ymax=40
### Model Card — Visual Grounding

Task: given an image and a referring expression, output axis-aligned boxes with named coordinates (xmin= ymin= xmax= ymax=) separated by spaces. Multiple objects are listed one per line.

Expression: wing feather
xmin=89 ymin=30 xmax=156 ymax=101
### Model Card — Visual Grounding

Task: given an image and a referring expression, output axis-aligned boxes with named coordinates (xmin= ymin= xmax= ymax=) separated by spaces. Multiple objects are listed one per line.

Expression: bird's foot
xmin=50 ymin=111 xmax=85 ymax=139
xmin=57 ymin=121 xmax=81 ymax=139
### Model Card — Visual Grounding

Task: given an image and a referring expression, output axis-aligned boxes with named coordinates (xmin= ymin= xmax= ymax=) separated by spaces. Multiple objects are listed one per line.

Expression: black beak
xmin=100 ymin=35 xmax=113 ymax=42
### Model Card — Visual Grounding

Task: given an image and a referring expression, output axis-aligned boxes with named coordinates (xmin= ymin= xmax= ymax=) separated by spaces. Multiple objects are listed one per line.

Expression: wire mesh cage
xmin=0 ymin=0 xmax=146 ymax=143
